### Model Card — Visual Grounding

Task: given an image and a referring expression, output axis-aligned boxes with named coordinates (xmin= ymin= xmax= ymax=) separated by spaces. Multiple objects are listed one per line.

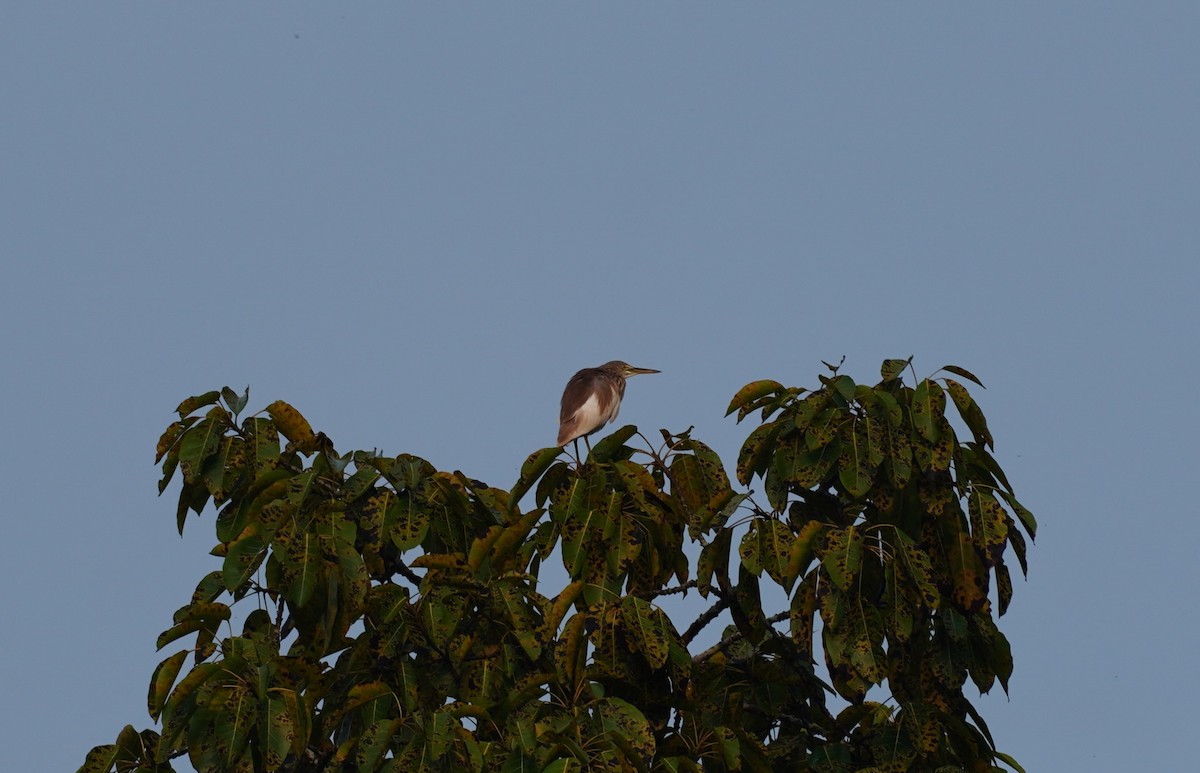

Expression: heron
xmin=558 ymin=360 xmax=660 ymax=458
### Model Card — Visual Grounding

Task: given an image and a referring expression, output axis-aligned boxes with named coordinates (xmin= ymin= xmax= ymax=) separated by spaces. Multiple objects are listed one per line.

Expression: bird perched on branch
xmin=558 ymin=360 xmax=659 ymax=457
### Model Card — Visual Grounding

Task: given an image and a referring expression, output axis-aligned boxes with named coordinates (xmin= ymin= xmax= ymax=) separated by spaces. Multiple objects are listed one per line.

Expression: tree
xmin=80 ymin=358 xmax=1035 ymax=773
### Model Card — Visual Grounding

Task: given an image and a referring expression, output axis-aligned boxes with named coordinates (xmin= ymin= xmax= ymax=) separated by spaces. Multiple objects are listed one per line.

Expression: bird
xmin=558 ymin=360 xmax=660 ymax=458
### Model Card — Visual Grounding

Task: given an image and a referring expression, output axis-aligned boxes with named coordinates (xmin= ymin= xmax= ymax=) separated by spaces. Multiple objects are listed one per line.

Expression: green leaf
xmin=216 ymin=471 xmax=291 ymax=544
xmin=157 ymin=601 xmax=231 ymax=653
xmin=221 ymin=386 xmax=250 ymax=416
xmin=390 ymin=492 xmax=430 ymax=551
xmin=420 ymin=586 xmax=469 ymax=648
xmin=496 ymin=580 xmax=544 ymax=660
xmin=786 ymin=520 xmax=824 ymax=585
xmin=769 ymin=441 xmax=838 ymax=507
xmin=738 ymin=523 xmax=762 ymax=576
xmin=621 ymin=596 xmax=671 ymax=670
xmin=177 ymin=390 xmax=221 ymax=418
xmin=159 ymin=441 xmax=181 ymax=496
xmin=489 ymin=507 xmax=545 ymax=571
xmin=940 ymin=364 xmax=985 ymax=388
xmin=590 ymin=424 xmax=637 ymax=461
xmin=262 ymin=695 xmax=297 ymax=772
xmin=945 ymin=378 xmax=994 ymax=448
xmin=821 ymin=527 xmax=862 ymax=592
xmin=202 ymin=436 xmax=245 ymax=501
xmin=872 ymin=388 xmax=904 ymax=427
xmin=996 ymin=560 xmax=1013 ymax=616
xmin=214 ymin=687 xmax=256 ymax=767
xmin=726 ymin=379 xmax=784 ymax=417
xmin=510 ymin=447 xmax=561 ymax=509
xmin=994 ymin=750 xmax=1027 ymax=773
xmin=78 ymin=743 xmax=120 ymax=773
xmin=156 ymin=422 xmax=185 ymax=464
xmin=222 ymin=533 xmax=266 ymax=594
xmin=356 ymin=717 xmax=403 ymax=772
xmin=736 ymin=421 xmax=779 ymax=487
xmin=759 ymin=519 xmax=793 ymax=589
xmin=160 ymin=660 xmax=224 ymax=729
xmin=789 ymin=573 xmax=819 ymax=659
xmin=732 ymin=567 xmax=767 ymax=643
xmin=247 ymin=417 xmax=281 ymax=470
xmin=997 ymin=489 xmax=1037 ymax=540
xmin=837 ymin=419 xmax=875 ymax=498
xmin=910 ymin=379 xmax=944 ymax=443
xmin=278 ymin=531 xmax=322 ymax=608
xmin=881 ymin=357 xmax=911 ymax=381
xmin=178 ymin=419 xmax=224 ymax=485
xmin=792 ymin=390 xmax=831 ymax=435
xmin=969 ymin=489 xmax=1009 ymax=568
xmin=806 ymin=407 xmax=843 ymax=450
xmin=599 ymin=696 xmax=656 ymax=760
xmin=828 ymin=374 xmax=856 ymax=405
xmin=696 ymin=529 xmax=731 ymax=596
xmin=945 ymin=526 xmax=988 ymax=613
xmin=893 ymin=531 xmax=939 ymax=609
xmin=192 ymin=570 xmax=225 ymax=604
xmin=279 ymin=689 xmax=311 ymax=761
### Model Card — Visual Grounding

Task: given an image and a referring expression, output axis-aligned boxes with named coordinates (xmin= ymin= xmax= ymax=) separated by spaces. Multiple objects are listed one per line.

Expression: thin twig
xmin=649 ymin=580 xmax=697 ymax=599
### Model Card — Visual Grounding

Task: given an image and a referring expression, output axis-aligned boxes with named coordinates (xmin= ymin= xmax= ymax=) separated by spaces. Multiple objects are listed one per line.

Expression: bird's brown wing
xmin=558 ymin=368 xmax=615 ymax=446
xmin=559 ymin=369 xmax=595 ymax=425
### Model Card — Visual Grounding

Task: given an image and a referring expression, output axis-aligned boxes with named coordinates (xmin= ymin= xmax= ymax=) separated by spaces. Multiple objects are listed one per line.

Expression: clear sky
xmin=2 ymin=4 xmax=1197 ymax=771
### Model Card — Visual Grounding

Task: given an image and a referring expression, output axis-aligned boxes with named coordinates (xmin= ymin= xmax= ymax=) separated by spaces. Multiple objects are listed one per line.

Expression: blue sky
xmin=2 ymin=4 xmax=1197 ymax=770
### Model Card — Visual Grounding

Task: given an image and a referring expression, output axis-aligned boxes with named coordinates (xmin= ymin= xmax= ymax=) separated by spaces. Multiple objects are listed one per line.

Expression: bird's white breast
xmin=571 ymin=392 xmax=608 ymax=433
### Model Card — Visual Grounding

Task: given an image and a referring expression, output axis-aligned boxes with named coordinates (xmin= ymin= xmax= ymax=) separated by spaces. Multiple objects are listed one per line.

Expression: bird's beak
xmin=626 ymin=366 xmax=660 ymax=376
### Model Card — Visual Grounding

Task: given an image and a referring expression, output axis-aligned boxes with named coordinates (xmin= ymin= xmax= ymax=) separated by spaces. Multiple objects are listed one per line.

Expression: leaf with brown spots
xmin=156 ymin=421 xmax=185 ymax=463
xmin=176 ymin=390 xmax=221 ymax=418
xmin=837 ymin=417 xmax=877 ymax=498
xmin=789 ymin=573 xmax=819 ymax=661
xmin=996 ymin=560 xmax=1013 ymax=616
xmin=893 ymin=531 xmax=940 ymax=610
xmin=696 ymin=528 xmax=731 ymax=597
xmin=806 ymin=406 xmax=844 ymax=450
xmin=265 ymin=400 xmax=319 ymax=454
xmin=621 ymin=596 xmax=672 ymax=670
xmin=725 ymin=379 xmax=785 ymax=418
xmin=786 ymin=519 xmax=824 ymax=587
xmin=968 ymin=489 xmax=1009 ymax=568
xmin=178 ymin=418 xmax=223 ymax=485
xmin=147 ymin=649 xmax=188 ymax=721
xmin=910 ymin=379 xmax=944 ymax=443
xmin=998 ymin=488 xmax=1038 ymax=540
xmin=759 ymin=518 xmax=794 ymax=589
xmin=821 ymin=526 xmax=863 ymax=592
xmin=510 ymin=446 xmax=561 ymax=509
xmin=945 ymin=528 xmax=988 ymax=614
xmin=738 ymin=522 xmax=762 ymax=576
xmin=944 ymin=377 xmax=994 ymax=449
xmin=599 ymin=697 xmax=656 ymax=761
xmin=389 ymin=492 xmax=429 ymax=551
xmin=881 ymin=358 xmax=912 ymax=382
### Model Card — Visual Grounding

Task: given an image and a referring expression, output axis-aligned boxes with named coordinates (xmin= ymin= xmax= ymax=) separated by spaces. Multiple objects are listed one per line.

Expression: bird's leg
xmin=584 ymin=435 xmax=593 ymax=459
xmin=570 ymin=439 xmax=582 ymax=467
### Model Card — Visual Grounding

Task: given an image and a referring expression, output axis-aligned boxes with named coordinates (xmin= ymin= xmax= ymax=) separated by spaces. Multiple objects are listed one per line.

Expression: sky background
xmin=2 ymin=4 xmax=1197 ymax=771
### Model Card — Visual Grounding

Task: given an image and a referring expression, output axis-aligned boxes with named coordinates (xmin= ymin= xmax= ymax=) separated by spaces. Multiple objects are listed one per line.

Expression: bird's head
xmin=603 ymin=361 xmax=661 ymax=379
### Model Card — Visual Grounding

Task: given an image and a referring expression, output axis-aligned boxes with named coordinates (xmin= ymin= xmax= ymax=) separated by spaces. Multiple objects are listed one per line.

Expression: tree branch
xmin=680 ymin=596 xmax=729 ymax=646
xmin=693 ymin=610 xmax=789 ymax=663
xmin=394 ymin=559 xmax=422 ymax=586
